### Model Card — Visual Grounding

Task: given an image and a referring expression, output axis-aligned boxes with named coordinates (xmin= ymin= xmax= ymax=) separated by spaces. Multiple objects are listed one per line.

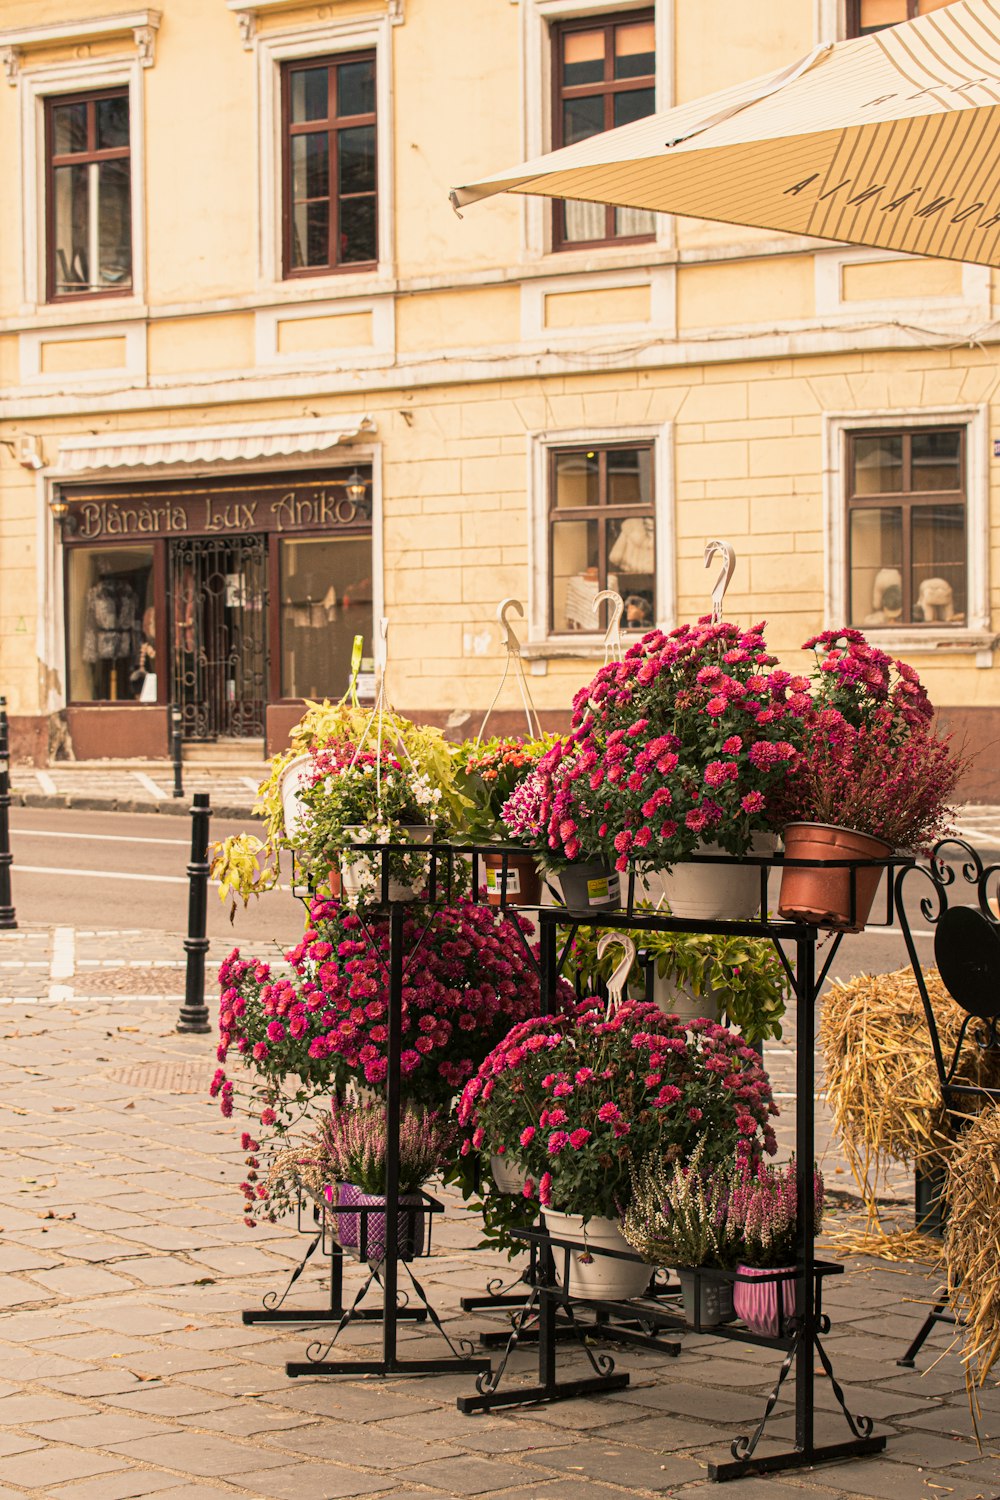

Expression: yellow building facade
xmin=0 ymin=0 xmax=997 ymax=791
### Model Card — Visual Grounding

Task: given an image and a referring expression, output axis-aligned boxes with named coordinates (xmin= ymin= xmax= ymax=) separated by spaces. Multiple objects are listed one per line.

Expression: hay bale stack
xmin=821 ymin=967 xmax=1000 ymax=1201
xmin=946 ymin=1107 xmax=1000 ymax=1393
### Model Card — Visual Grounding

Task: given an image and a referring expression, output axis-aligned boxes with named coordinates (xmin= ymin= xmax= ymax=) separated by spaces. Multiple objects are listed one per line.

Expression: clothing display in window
xmin=82 ymin=577 xmax=140 ymax=664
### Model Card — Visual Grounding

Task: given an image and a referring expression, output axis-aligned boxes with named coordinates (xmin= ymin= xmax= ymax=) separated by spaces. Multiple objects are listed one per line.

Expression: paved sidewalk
xmin=11 ymin=767 xmax=263 ymax=819
xmin=0 ymin=991 xmax=993 ymax=1500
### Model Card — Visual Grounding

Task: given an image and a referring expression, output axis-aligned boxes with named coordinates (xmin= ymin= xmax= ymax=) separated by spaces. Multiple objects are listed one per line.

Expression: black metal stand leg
xmin=710 ymin=929 xmax=885 ymax=1482
xmin=897 ymin=1294 xmax=955 ymax=1368
xmin=285 ymin=898 xmax=488 ymax=1383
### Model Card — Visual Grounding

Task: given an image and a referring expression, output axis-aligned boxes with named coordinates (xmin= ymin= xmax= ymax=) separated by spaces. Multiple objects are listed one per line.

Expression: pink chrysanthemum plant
xmin=540 ymin=619 xmax=810 ymax=874
xmin=457 ymin=998 xmax=778 ymax=1225
xmin=212 ymin=892 xmax=568 ymax=1224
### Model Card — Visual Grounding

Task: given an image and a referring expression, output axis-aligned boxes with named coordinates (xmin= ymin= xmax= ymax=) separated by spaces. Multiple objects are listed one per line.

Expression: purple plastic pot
xmin=336 ymin=1182 xmax=427 ymax=1263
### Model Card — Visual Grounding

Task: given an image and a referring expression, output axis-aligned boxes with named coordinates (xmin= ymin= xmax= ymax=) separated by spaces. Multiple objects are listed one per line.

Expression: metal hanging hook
xmin=498 ymin=597 xmax=525 ymax=655
xmin=476 ymin=598 xmax=543 ymax=745
xmin=593 ymin=589 xmax=625 ymax=664
xmin=704 ymin=539 xmax=736 ymax=623
xmin=597 ymin=931 xmax=637 ymax=1016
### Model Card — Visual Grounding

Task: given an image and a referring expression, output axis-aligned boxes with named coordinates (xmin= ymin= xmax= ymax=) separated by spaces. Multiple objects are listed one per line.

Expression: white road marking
xmin=34 ymin=770 xmax=58 ymax=795
xmin=50 ymin=926 xmax=75 ymax=979
xmin=49 ymin=924 xmax=75 ymax=1003
xmin=133 ymin=772 xmax=167 ymax=799
xmin=15 ymin=864 xmax=191 ymax=885
xmin=13 ymin=828 xmax=188 ymax=847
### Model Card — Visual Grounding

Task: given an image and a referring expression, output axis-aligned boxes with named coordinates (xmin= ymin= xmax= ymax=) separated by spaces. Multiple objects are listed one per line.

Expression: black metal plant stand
xmin=279 ymin=887 xmax=491 ymax=1382
xmin=891 ymin=839 xmax=1000 ymax=1368
xmin=456 ymin=852 xmax=897 ymax=1482
xmin=241 ymin=1189 xmax=428 ymax=1328
xmin=258 ymin=839 xmax=899 ymax=1484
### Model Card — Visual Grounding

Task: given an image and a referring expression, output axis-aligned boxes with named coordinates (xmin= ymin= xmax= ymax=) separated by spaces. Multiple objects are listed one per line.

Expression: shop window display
xmin=67 ymin=545 xmax=153 ymax=702
xmin=280 ymin=535 xmax=372 ymax=698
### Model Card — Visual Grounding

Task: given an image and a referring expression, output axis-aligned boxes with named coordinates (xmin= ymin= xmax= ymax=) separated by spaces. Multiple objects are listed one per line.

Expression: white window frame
xmin=521 ymin=0 xmax=674 ymax=262
xmin=525 ymin=421 xmax=675 ymax=655
xmin=813 ymin=0 xmax=847 ymax=42
xmin=17 ymin=57 xmax=147 ymax=313
xmin=824 ymin=405 xmax=992 ymax=659
xmin=253 ymin=14 xmax=395 ymax=289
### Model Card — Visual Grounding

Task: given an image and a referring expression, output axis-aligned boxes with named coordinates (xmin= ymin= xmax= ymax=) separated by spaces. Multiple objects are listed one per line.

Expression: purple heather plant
xmin=727 ymin=1157 xmax=825 ymax=1268
xmin=318 ymin=1098 xmax=454 ymax=1194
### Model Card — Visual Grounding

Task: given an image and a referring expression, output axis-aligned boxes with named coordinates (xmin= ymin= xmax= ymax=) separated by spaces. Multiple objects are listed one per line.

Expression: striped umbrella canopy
xmin=452 ymin=0 xmax=1000 ymax=268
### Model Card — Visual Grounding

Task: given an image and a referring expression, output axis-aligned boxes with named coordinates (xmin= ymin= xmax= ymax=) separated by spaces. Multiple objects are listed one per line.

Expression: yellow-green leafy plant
xmin=211 ymin=699 xmax=464 ymax=918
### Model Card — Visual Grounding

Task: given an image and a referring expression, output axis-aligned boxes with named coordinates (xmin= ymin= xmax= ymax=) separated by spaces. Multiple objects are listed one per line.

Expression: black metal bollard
xmin=177 ymin=792 xmax=211 ymax=1033
xmin=171 ymin=706 xmax=184 ymax=798
xmin=0 ymin=698 xmax=16 ymax=931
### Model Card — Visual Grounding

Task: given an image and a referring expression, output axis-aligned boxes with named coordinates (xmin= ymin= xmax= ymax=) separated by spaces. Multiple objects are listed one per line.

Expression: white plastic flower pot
xmin=649 ymin=834 xmax=776 ymax=921
xmin=542 ymin=1209 xmax=651 ymax=1302
xmin=490 ymin=1152 xmax=528 ymax=1195
xmin=340 ymin=825 xmax=434 ymax=903
xmin=277 ymin=753 xmax=314 ymax=841
xmin=650 ymin=973 xmax=724 ymax=1025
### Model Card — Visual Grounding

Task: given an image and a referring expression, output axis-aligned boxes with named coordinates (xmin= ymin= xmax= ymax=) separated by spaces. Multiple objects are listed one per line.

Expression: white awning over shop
xmin=54 ymin=414 xmax=377 ymax=475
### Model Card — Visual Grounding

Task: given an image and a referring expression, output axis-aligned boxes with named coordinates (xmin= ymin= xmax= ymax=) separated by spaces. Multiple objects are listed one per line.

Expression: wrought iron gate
xmin=169 ymin=535 xmax=268 ymax=740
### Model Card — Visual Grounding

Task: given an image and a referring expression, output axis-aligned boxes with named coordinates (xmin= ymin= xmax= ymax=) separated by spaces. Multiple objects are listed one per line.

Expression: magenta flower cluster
xmin=516 ymin=620 xmax=809 ymax=870
xmin=801 ymin=629 xmax=932 ymax=737
xmin=458 ymin=998 xmax=778 ymax=1221
xmin=214 ymin=894 xmax=568 ymax=1111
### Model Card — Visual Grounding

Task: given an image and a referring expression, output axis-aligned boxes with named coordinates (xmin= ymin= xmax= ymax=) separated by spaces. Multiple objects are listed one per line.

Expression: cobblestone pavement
xmin=0 ymin=929 xmax=985 ymax=1498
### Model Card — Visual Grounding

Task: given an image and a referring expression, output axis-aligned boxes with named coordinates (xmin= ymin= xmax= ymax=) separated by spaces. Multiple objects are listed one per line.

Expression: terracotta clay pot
xmin=778 ymin=822 xmax=891 ymax=933
xmin=483 ymin=852 xmax=541 ymax=907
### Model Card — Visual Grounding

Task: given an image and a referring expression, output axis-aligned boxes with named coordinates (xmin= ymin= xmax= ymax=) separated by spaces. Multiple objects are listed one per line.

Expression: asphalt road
xmin=7 ymin=805 xmax=306 ymax=946
xmin=5 ymin=805 xmax=944 ymax=987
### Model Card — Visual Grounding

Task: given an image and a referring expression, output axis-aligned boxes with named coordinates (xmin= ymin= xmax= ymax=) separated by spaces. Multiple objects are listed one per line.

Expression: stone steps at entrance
xmin=182 ymin=738 xmax=266 ymax=765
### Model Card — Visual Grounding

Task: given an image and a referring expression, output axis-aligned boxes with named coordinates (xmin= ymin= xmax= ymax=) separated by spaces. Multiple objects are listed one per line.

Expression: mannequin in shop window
xmin=82 ymin=562 xmax=141 ymax=700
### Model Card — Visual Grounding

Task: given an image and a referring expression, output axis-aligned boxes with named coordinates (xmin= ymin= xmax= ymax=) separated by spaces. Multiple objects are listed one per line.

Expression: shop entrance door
xmin=169 ymin=536 xmax=268 ymax=740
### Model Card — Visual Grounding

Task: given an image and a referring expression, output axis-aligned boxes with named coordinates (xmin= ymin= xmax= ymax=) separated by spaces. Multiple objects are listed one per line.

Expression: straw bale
xmin=821 ymin=967 xmax=1000 ymax=1215
xmin=946 ymin=1106 xmax=1000 ymax=1399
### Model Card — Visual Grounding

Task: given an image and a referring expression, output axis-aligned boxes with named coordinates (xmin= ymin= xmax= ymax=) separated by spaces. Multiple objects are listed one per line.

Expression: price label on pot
xmin=486 ymin=866 xmax=521 ymax=895
xmin=588 ymin=874 xmax=620 ymax=904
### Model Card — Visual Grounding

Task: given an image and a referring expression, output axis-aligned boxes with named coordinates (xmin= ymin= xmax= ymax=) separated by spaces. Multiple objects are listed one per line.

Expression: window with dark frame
xmin=845 ymin=0 xmax=957 ymax=37
xmin=551 ymin=11 xmax=656 ymax=250
xmin=847 ymin=427 xmax=967 ymax=629
xmin=549 ymin=443 xmax=656 ymax=635
xmin=282 ymin=52 xmax=377 ymax=277
xmin=46 ymin=89 xmax=132 ymax=301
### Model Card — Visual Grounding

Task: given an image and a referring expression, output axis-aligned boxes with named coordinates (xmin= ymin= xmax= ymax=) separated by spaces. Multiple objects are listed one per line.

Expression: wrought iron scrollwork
xmin=169 ymin=534 xmax=267 ymax=741
xmin=813 ymin=1334 xmax=875 ymax=1441
xmin=730 ymin=1332 xmax=798 ymax=1461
